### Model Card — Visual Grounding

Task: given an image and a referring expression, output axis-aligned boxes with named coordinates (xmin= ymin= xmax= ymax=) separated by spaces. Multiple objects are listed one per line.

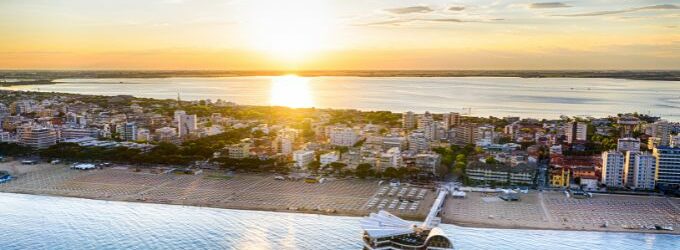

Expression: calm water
xmin=0 ymin=193 xmax=677 ymax=250
xmin=2 ymin=77 xmax=679 ymax=121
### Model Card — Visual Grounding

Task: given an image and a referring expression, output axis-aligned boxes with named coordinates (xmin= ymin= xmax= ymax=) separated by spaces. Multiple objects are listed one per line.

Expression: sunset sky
xmin=0 ymin=0 xmax=678 ymax=70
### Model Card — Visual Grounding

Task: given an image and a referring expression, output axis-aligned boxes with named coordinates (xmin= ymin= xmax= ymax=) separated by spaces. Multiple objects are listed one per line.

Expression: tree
xmin=383 ymin=167 xmax=399 ymax=179
xmin=307 ymin=160 xmax=321 ymax=174
xmin=356 ymin=163 xmax=373 ymax=179
xmin=330 ymin=162 xmax=346 ymax=173
xmin=485 ymin=156 xmax=498 ymax=164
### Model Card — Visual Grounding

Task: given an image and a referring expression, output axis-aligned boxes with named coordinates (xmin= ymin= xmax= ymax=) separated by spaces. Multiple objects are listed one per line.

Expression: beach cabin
xmin=71 ymin=163 xmax=96 ymax=170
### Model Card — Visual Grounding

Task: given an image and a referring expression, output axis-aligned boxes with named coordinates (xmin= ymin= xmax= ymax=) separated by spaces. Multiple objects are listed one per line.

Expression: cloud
xmin=529 ymin=2 xmax=571 ymax=9
xmin=358 ymin=17 xmax=502 ymax=26
xmin=448 ymin=6 xmax=465 ymax=11
xmin=555 ymin=4 xmax=678 ymax=17
xmin=384 ymin=6 xmax=433 ymax=14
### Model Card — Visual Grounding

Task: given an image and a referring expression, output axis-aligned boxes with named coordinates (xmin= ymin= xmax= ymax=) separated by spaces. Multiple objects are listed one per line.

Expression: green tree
xmin=355 ymin=163 xmax=373 ymax=179
xmin=383 ymin=167 xmax=399 ymax=179
xmin=330 ymin=162 xmax=347 ymax=173
xmin=307 ymin=160 xmax=321 ymax=174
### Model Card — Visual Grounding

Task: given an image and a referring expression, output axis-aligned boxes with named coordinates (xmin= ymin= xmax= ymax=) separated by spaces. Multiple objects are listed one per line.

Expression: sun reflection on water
xmin=269 ymin=75 xmax=314 ymax=108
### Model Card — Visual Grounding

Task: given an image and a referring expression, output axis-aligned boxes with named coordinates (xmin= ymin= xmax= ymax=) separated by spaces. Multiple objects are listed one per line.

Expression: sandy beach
xmin=1 ymin=161 xmax=678 ymax=235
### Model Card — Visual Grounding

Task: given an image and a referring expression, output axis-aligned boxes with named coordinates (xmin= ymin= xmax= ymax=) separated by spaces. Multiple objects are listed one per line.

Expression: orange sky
xmin=0 ymin=0 xmax=678 ymax=70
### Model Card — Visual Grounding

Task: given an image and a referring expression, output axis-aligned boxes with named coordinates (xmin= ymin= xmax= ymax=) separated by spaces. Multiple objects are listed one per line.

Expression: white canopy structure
xmin=360 ymin=210 xmax=416 ymax=239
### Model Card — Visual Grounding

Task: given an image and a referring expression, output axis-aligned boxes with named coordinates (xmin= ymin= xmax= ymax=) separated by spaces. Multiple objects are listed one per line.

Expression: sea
xmin=2 ymin=76 xmax=679 ymax=121
xmin=0 ymin=193 xmax=677 ymax=250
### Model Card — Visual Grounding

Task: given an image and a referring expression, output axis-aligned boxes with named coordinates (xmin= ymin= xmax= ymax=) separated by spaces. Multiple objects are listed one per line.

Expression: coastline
xmin=3 ymin=190 xmax=677 ymax=236
xmin=2 ymin=70 xmax=679 ymax=82
xmin=1 ymin=189 xmax=676 ymax=235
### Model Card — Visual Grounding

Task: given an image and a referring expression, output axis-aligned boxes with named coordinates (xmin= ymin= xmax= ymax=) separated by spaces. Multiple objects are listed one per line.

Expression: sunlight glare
xmin=269 ymin=75 xmax=315 ymax=108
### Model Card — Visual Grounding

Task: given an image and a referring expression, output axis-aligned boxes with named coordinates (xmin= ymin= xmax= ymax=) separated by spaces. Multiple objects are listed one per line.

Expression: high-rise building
xmin=617 ymin=137 xmax=641 ymax=153
xmin=452 ymin=123 xmax=477 ymax=146
xmin=602 ymin=150 xmax=625 ymax=188
xmin=647 ymin=120 xmax=670 ymax=146
xmin=624 ymin=151 xmax=656 ymax=190
xmin=652 ymin=147 xmax=680 ymax=186
xmin=417 ymin=112 xmax=436 ymax=141
xmin=402 ymin=111 xmax=416 ymax=130
xmin=442 ymin=112 xmax=461 ymax=129
xmin=177 ymin=114 xmax=197 ymax=137
xmin=173 ymin=110 xmax=186 ymax=123
xmin=565 ymin=122 xmax=587 ymax=143
xmin=17 ymin=126 xmax=57 ymax=149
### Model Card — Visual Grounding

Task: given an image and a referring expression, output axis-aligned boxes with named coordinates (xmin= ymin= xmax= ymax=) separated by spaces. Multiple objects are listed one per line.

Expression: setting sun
xmin=242 ymin=1 xmax=334 ymax=62
xmin=269 ymin=75 xmax=315 ymax=108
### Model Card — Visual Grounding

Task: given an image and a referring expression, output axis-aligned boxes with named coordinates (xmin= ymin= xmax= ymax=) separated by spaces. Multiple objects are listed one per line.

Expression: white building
xmin=416 ymin=153 xmax=442 ymax=176
xmin=0 ymin=131 xmax=16 ymax=143
xmin=273 ymin=135 xmax=294 ymax=155
xmin=293 ymin=150 xmax=315 ymax=168
xmin=136 ymin=128 xmax=151 ymax=142
xmin=378 ymin=147 xmax=402 ymax=172
xmin=417 ymin=112 xmax=436 ymax=141
xmin=617 ymin=137 xmax=640 ymax=153
xmin=408 ymin=130 xmax=430 ymax=153
xmin=116 ymin=122 xmax=137 ymax=141
xmin=670 ymin=135 xmax=680 ymax=148
xmin=60 ymin=127 xmax=100 ymax=140
xmin=602 ymin=150 xmax=625 ymax=188
xmin=382 ymin=135 xmax=407 ymax=150
xmin=625 ymin=152 xmax=656 ymax=190
xmin=155 ymin=127 xmax=177 ymax=142
xmin=329 ymin=127 xmax=358 ymax=147
xmin=227 ymin=140 xmax=251 ymax=159
xmin=475 ymin=125 xmax=495 ymax=147
xmin=320 ymin=151 xmax=340 ymax=167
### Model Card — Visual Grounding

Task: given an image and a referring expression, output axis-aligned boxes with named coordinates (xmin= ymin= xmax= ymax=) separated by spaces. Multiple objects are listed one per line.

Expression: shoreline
xmin=2 ymin=70 xmax=679 ymax=82
xmin=2 ymin=190 xmax=676 ymax=236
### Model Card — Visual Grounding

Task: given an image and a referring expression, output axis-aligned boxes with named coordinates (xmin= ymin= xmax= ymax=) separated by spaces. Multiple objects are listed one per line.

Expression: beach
xmin=1 ymin=161 xmax=678 ymax=235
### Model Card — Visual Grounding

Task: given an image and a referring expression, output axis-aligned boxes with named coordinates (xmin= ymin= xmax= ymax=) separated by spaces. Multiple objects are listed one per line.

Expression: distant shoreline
xmin=1 ymin=70 xmax=680 ymax=84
